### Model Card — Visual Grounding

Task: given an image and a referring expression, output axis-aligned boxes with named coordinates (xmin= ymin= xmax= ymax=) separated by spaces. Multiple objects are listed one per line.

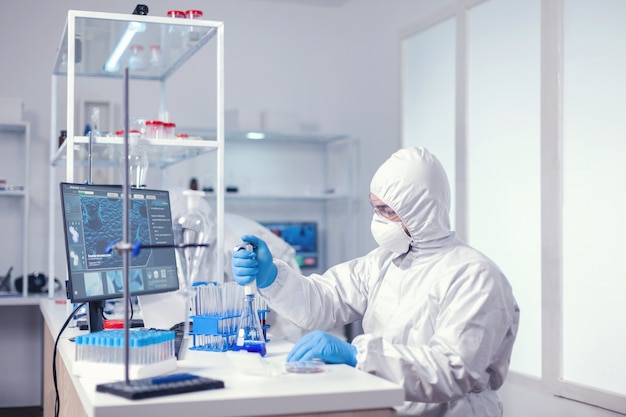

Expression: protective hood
xmin=370 ymin=147 xmax=452 ymax=246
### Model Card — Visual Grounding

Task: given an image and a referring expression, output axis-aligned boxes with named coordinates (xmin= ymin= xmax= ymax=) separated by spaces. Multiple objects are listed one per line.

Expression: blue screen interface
xmin=60 ymin=183 xmax=179 ymax=302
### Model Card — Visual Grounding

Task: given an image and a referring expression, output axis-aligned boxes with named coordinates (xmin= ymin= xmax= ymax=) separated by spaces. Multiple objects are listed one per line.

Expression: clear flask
xmin=173 ymin=190 xmax=211 ymax=342
xmin=233 ymin=245 xmax=267 ymax=356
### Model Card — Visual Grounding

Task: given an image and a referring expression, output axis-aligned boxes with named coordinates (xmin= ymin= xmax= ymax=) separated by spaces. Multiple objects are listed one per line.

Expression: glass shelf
xmin=205 ymin=193 xmax=350 ymax=201
xmin=51 ymin=136 xmax=218 ymax=169
xmin=183 ymin=127 xmax=348 ymax=144
xmin=53 ymin=10 xmax=220 ymax=81
xmin=0 ymin=190 xmax=26 ymax=197
xmin=0 ymin=123 xmax=27 ymax=134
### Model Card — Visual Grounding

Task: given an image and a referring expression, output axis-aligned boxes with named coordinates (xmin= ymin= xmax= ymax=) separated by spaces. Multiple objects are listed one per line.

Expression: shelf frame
xmin=48 ymin=10 xmax=225 ymax=297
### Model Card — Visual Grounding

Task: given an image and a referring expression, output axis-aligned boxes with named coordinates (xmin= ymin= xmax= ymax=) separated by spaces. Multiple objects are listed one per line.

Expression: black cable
xmin=53 ymin=302 xmax=86 ymax=417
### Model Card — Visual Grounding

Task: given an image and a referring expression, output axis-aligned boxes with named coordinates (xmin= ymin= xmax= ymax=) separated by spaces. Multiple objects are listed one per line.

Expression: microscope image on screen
xmin=106 ymin=269 xmax=145 ymax=294
xmin=81 ymin=196 xmax=152 ymax=268
xmin=60 ymin=183 xmax=180 ymax=303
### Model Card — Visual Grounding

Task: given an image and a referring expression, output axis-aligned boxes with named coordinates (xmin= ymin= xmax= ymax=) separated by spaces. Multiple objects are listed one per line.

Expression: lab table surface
xmin=40 ymin=299 xmax=403 ymax=417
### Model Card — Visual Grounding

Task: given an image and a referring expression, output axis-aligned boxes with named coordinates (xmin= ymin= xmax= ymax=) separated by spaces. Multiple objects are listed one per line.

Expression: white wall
xmin=0 ymin=0 xmax=457 ymax=284
xmin=0 ymin=0 xmax=449 ymax=280
xmin=2 ymin=1 xmax=618 ymax=416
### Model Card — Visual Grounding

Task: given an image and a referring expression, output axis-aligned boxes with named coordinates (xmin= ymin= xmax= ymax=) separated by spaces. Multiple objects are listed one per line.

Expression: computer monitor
xmin=60 ymin=183 xmax=180 ymax=331
xmin=260 ymin=221 xmax=318 ymax=268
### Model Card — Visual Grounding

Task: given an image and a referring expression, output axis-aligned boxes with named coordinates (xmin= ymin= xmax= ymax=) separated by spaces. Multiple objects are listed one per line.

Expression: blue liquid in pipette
xmin=233 ymin=341 xmax=267 ymax=357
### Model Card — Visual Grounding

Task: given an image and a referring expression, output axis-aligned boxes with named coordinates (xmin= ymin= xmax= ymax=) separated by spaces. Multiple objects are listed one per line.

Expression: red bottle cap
xmin=103 ymin=319 xmax=125 ymax=329
xmin=185 ymin=9 xmax=203 ymax=18
xmin=167 ymin=10 xmax=186 ymax=18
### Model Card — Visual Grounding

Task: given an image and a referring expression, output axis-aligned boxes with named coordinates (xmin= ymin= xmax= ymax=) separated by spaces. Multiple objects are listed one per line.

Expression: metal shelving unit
xmin=48 ymin=10 xmax=225 ymax=297
xmin=201 ymin=132 xmax=359 ymax=272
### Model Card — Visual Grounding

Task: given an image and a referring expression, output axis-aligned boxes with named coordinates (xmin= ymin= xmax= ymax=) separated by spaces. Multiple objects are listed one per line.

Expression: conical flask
xmin=233 ymin=280 xmax=267 ymax=356
xmin=173 ymin=190 xmax=211 ymax=341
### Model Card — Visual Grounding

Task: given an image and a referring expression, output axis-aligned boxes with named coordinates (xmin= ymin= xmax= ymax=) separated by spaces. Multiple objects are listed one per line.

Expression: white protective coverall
xmin=258 ymin=147 xmax=520 ymax=416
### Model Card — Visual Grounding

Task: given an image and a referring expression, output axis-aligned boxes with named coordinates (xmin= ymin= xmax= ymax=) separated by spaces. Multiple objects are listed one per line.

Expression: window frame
xmin=400 ymin=0 xmax=626 ymax=414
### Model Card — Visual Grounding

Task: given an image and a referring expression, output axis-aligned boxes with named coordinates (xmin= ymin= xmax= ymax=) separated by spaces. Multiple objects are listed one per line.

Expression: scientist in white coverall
xmin=231 ymin=146 xmax=520 ymax=416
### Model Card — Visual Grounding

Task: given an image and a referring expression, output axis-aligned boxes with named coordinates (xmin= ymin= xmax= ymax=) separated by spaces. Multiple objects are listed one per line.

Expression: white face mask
xmin=370 ymin=213 xmax=411 ymax=254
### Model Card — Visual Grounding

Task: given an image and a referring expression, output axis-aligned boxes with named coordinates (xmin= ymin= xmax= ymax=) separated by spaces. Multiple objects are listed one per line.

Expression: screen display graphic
xmin=60 ymin=183 xmax=179 ymax=302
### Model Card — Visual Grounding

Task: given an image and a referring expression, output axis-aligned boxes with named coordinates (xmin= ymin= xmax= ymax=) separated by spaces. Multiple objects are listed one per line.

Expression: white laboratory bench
xmin=40 ymin=299 xmax=404 ymax=417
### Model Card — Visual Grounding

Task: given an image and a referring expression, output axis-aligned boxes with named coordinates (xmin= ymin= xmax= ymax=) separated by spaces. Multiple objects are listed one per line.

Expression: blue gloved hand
xmin=231 ymin=235 xmax=277 ymax=289
xmin=286 ymin=330 xmax=357 ymax=367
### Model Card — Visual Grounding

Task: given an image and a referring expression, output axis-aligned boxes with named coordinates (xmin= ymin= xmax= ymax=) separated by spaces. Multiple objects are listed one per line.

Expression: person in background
xmin=231 ymin=146 xmax=520 ymax=417
xmin=140 ymin=188 xmax=305 ymax=342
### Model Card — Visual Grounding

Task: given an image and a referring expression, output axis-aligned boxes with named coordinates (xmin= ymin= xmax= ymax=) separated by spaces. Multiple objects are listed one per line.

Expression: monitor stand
xmin=87 ymin=300 xmax=105 ymax=332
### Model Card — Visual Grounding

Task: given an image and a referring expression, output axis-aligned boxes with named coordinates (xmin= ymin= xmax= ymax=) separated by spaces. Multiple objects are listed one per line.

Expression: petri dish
xmin=285 ymin=359 xmax=325 ymax=374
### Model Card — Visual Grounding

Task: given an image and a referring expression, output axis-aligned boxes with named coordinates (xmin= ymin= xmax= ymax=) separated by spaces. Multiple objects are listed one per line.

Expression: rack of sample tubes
xmin=72 ymin=329 xmax=178 ymax=379
xmin=190 ymin=282 xmax=270 ymax=352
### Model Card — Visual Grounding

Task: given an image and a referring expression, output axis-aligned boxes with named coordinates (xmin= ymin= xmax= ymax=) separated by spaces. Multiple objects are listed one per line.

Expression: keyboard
xmin=96 ymin=373 xmax=224 ymax=400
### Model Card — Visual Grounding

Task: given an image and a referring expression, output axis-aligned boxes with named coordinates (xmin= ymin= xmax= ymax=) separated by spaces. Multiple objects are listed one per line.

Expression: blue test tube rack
xmin=189 ymin=282 xmax=270 ymax=352
xmin=189 ymin=310 xmax=270 ymax=352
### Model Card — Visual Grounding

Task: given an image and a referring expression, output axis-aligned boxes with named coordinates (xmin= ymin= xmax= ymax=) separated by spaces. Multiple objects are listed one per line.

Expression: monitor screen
xmin=60 ymin=183 xmax=179 ymax=303
xmin=260 ymin=222 xmax=318 ymax=268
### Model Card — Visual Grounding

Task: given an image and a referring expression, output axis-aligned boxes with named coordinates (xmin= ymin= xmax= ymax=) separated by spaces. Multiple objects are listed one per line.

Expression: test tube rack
xmin=189 ymin=281 xmax=270 ymax=352
xmin=189 ymin=310 xmax=270 ymax=352
xmin=72 ymin=329 xmax=178 ymax=380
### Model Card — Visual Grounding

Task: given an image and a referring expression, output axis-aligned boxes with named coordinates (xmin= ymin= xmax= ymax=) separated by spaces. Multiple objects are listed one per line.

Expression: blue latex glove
xmin=231 ymin=235 xmax=277 ymax=289
xmin=287 ymin=330 xmax=357 ymax=367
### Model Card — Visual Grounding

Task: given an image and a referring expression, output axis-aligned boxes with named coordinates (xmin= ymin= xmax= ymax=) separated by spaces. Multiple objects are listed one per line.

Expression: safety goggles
xmin=370 ymin=202 xmax=400 ymax=221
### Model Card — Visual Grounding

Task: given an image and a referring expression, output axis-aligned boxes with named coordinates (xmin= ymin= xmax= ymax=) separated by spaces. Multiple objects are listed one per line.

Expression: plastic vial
xmin=145 ymin=120 xmax=164 ymax=139
xmin=185 ymin=9 xmax=203 ymax=45
xmin=129 ymin=44 xmax=146 ymax=71
xmin=131 ymin=118 xmax=146 ymax=137
xmin=149 ymin=45 xmax=162 ymax=68
xmin=162 ymin=121 xmax=176 ymax=139
xmin=167 ymin=10 xmax=186 ymax=49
